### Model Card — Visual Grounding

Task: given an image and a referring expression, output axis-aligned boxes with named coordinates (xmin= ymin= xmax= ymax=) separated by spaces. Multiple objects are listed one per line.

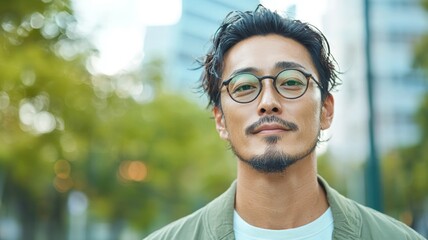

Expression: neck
xmin=235 ymin=154 xmax=328 ymax=230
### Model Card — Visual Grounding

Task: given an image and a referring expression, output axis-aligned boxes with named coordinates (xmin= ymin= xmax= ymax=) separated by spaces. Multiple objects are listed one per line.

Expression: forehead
xmin=222 ymin=34 xmax=318 ymax=79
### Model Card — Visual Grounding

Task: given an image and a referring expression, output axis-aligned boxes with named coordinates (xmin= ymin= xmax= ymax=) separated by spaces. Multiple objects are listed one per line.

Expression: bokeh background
xmin=1 ymin=0 xmax=428 ymax=239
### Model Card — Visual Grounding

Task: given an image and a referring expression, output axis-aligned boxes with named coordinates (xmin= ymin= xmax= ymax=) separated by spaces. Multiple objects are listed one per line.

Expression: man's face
xmin=213 ymin=34 xmax=334 ymax=173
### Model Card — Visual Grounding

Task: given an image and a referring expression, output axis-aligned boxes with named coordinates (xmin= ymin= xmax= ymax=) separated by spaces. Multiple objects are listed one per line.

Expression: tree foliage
xmin=0 ymin=0 xmax=236 ymax=239
xmin=380 ymin=102 xmax=428 ymax=227
xmin=414 ymin=0 xmax=428 ymax=74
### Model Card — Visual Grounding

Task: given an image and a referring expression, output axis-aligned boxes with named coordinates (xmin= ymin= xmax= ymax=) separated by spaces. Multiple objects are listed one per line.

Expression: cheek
xmin=223 ymin=110 xmax=245 ymax=138
xmin=296 ymin=100 xmax=322 ymax=134
xmin=221 ymin=103 xmax=252 ymax=142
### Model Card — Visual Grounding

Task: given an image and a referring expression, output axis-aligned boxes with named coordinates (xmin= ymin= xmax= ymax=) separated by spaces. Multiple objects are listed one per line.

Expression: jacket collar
xmin=204 ymin=181 xmax=236 ymax=239
xmin=204 ymin=177 xmax=362 ymax=239
xmin=318 ymin=176 xmax=362 ymax=239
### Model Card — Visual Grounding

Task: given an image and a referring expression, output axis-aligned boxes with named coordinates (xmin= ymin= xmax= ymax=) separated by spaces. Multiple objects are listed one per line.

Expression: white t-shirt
xmin=233 ymin=208 xmax=334 ymax=240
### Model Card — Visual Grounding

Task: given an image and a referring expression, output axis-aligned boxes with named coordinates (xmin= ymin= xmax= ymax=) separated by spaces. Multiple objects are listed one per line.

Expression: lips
xmin=245 ymin=116 xmax=299 ymax=136
xmin=252 ymin=123 xmax=290 ymax=134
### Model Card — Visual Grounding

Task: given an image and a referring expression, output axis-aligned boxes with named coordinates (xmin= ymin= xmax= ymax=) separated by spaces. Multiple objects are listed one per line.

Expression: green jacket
xmin=144 ymin=177 xmax=425 ymax=239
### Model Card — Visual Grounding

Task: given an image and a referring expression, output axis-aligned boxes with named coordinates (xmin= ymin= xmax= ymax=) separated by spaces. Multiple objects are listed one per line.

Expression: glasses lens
xmin=228 ymin=73 xmax=260 ymax=103
xmin=275 ymin=70 xmax=309 ymax=99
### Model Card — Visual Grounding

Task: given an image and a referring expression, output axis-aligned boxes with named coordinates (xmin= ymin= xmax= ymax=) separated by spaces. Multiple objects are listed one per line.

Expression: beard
xmin=230 ymin=134 xmax=319 ymax=173
xmin=224 ymin=115 xmax=321 ymax=173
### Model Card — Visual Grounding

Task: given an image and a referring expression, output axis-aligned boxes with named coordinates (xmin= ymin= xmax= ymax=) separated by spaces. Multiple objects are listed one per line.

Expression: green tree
xmin=0 ymin=0 xmax=94 ymax=238
xmin=0 ymin=1 xmax=236 ymax=239
xmin=381 ymin=107 xmax=428 ymax=228
xmin=76 ymin=63 xmax=237 ymax=236
xmin=414 ymin=0 xmax=428 ymax=74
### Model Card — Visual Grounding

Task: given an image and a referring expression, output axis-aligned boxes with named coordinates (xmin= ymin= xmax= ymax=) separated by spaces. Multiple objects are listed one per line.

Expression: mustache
xmin=245 ymin=116 xmax=299 ymax=135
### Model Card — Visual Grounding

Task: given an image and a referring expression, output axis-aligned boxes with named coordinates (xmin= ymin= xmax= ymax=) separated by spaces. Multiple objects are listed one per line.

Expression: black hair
xmin=199 ymin=4 xmax=340 ymax=107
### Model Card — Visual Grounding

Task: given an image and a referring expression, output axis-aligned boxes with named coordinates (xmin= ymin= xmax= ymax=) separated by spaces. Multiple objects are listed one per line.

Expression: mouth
xmin=252 ymin=123 xmax=290 ymax=135
xmin=245 ymin=116 xmax=299 ymax=136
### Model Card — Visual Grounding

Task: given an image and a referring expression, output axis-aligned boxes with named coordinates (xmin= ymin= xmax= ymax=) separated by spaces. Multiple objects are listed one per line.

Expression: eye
xmin=283 ymin=79 xmax=303 ymax=86
xmin=276 ymin=70 xmax=308 ymax=91
xmin=278 ymin=79 xmax=305 ymax=90
xmin=229 ymin=74 xmax=259 ymax=96
xmin=233 ymin=83 xmax=257 ymax=93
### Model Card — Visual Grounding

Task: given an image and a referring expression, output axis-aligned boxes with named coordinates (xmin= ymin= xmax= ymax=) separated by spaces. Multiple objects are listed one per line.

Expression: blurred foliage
xmin=0 ymin=0 xmax=235 ymax=239
xmin=381 ymin=95 xmax=428 ymax=226
xmin=414 ymin=0 xmax=428 ymax=74
xmin=0 ymin=0 xmax=47 ymax=21
xmin=381 ymin=0 xmax=428 ymax=227
xmin=317 ymin=151 xmax=347 ymax=195
xmin=423 ymin=0 xmax=428 ymax=12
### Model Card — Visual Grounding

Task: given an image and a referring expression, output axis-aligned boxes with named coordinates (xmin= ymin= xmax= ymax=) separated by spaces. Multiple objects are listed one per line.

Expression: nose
xmin=257 ymin=81 xmax=282 ymax=115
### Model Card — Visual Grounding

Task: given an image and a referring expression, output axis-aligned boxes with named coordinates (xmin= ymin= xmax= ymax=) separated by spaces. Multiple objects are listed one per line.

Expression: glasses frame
xmin=221 ymin=68 xmax=322 ymax=104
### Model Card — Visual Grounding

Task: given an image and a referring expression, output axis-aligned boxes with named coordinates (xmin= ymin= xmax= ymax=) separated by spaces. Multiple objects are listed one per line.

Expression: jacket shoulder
xmin=143 ymin=207 xmax=208 ymax=240
xmin=349 ymin=199 xmax=425 ymax=239
xmin=143 ymin=182 xmax=236 ymax=240
xmin=319 ymin=176 xmax=425 ymax=240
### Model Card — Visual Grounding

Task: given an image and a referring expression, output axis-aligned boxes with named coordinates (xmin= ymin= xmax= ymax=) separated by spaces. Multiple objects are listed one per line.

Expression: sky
xmin=72 ymin=0 xmax=182 ymax=75
xmin=72 ymin=0 xmax=327 ymax=75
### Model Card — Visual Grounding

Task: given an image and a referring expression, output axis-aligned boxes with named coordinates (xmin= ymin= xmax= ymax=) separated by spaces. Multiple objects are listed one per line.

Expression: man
xmin=144 ymin=5 xmax=425 ymax=240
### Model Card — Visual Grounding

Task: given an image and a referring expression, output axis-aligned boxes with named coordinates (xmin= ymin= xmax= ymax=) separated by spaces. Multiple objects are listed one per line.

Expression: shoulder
xmin=352 ymin=201 xmax=425 ymax=239
xmin=143 ymin=181 xmax=237 ymax=240
xmin=318 ymin=176 xmax=425 ymax=239
xmin=327 ymin=184 xmax=423 ymax=239
xmin=143 ymin=207 xmax=208 ymax=240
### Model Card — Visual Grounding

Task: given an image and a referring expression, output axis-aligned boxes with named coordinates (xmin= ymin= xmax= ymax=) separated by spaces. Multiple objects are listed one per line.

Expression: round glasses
xmin=221 ymin=69 xmax=321 ymax=103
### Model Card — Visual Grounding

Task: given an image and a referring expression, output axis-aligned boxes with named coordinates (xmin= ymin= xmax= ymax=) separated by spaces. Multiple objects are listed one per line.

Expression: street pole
xmin=363 ymin=0 xmax=383 ymax=212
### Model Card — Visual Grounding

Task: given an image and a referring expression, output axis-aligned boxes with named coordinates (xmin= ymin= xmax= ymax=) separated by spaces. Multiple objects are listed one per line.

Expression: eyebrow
xmin=274 ymin=61 xmax=306 ymax=70
xmin=227 ymin=61 xmax=308 ymax=78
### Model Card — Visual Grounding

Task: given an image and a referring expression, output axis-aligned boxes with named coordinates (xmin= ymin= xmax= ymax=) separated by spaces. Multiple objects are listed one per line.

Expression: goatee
xmin=231 ymin=138 xmax=318 ymax=173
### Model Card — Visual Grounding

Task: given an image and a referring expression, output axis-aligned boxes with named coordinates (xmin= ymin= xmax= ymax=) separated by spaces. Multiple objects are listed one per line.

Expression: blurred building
xmin=143 ymin=0 xmax=259 ymax=102
xmin=323 ymin=1 xmax=428 ymax=235
xmin=324 ymin=0 xmax=428 ymax=164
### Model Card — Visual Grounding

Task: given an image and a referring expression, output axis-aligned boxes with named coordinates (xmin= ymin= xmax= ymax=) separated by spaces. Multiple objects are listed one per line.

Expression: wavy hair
xmin=199 ymin=5 xmax=340 ymax=107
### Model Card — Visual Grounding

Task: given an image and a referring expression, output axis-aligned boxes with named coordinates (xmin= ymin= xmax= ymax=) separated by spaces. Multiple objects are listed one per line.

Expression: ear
xmin=320 ymin=94 xmax=334 ymax=130
xmin=213 ymin=106 xmax=229 ymax=140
